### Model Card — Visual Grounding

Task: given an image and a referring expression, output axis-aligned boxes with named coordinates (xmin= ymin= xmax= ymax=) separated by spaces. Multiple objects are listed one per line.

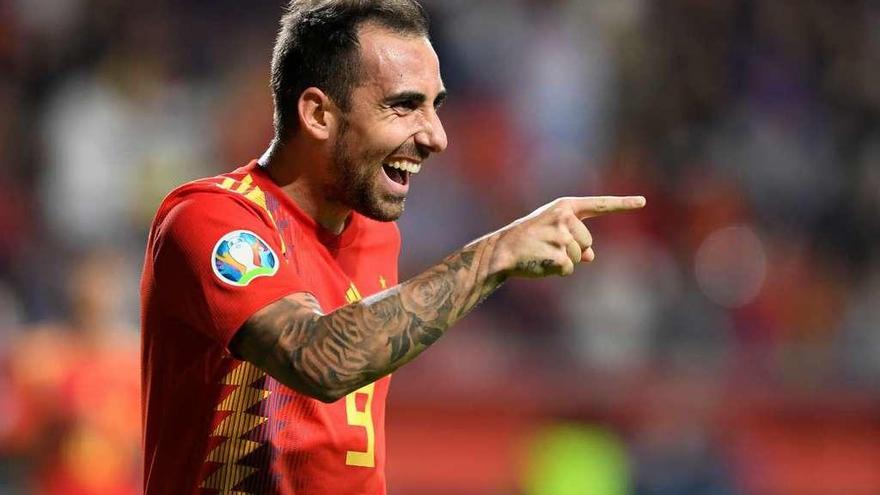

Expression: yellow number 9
xmin=345 ymin=382 xmax=375 ymax=468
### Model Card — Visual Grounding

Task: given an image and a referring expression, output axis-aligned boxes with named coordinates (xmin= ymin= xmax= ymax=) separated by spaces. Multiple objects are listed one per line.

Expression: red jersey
xmin=141 ymin=161 xmax=399 ymax=494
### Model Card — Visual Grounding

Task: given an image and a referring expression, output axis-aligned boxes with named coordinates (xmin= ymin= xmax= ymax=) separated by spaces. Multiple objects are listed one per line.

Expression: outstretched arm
xmin=231 ymin=236 xmax=505 ymax=402
xmin=230 ymin=195 xmax=645 ymax=402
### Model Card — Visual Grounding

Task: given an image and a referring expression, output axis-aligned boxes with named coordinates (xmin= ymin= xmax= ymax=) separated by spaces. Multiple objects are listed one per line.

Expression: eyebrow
xmin=383 ymin=89 xmax=448 ymax=108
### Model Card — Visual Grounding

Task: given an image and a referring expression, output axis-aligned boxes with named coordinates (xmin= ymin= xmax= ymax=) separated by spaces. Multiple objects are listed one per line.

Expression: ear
xmin=297 ymin=87 xmax=339 ymax=140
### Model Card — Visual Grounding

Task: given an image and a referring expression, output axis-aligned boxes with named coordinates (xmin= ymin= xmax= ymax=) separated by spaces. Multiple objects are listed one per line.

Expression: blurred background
xmin=1 ymin=0 xmax=879 ymax=493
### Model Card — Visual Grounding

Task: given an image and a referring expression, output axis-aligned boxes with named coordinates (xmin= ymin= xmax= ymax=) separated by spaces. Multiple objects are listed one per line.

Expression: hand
xmin=488 ymin=196 xmax=646 ymax=278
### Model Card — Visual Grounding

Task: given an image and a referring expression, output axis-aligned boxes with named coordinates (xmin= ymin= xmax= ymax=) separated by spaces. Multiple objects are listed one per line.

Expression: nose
xmin=414 ymin=108 xmax=448 ymax=155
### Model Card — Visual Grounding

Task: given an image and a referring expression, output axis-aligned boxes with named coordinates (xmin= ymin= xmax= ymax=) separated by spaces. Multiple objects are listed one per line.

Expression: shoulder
xmin=151 ymin=170 xmax=273 ymax=236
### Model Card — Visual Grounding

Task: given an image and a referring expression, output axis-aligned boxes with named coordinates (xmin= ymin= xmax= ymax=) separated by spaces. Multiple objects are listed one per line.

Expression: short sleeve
xmin=150 ymin=191 xmax=308 ymax=348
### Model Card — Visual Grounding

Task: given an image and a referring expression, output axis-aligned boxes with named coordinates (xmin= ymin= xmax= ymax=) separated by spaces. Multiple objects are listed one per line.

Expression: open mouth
xmin=382 ymin=160 xmax=421 ymax=186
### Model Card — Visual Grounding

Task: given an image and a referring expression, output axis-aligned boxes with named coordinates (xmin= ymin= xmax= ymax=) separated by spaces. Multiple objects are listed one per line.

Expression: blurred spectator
xmin=1 ymin=251 xmax=140 ymax=494
xmin=562 ymin=240 xmax=676 ymax=373
xmin=39 ymin=50 xmax=212 ymax=251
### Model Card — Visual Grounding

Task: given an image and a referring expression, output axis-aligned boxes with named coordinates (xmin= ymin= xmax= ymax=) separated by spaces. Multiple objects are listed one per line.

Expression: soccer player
xmin=140 ymin=0 xmax=645 ymax=493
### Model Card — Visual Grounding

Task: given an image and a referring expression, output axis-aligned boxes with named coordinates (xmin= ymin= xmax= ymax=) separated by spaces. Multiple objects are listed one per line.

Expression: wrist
xmin=485 ymin=231 xmax=514 ymax=280
xmin=464 ymin=229 xmax=514 ymax=281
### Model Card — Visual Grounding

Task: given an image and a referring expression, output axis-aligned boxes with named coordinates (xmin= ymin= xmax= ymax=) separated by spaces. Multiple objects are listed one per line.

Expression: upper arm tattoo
xmin=232 ymin=235 xmax=505 ymax=401
xmin=231 ymin=293 xmax=324 ymax=393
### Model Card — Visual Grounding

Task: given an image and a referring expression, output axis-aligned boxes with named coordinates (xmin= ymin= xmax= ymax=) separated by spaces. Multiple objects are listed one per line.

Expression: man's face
xmin=327 ymin=24 xmax=448 ymax=222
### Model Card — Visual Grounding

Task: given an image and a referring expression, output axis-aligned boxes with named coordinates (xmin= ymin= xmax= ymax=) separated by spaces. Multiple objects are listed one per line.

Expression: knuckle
xmin=554 ymin=208 xmax=575 ymax=230
xmin=551 ymin=206 xmax=567 ymax=220
xmin=558 ymin=225 xmax=573 ymax=240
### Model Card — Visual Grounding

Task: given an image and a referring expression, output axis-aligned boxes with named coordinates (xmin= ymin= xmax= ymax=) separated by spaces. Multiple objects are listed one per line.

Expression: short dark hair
xmin=271 ymin=0 xmax=430 ymax=142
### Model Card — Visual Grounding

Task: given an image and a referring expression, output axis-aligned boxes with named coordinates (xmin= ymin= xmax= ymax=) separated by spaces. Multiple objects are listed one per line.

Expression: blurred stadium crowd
xmin=1 ymin=0 xmax=879 ymax=494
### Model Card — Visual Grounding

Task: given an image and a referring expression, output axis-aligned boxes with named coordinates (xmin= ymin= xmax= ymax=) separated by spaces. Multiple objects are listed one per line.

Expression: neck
xmin=262 ymin=139 xmax=352 ymax=235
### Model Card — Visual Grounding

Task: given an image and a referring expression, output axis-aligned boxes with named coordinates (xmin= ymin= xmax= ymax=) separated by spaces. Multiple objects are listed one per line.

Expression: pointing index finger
xmin=569 ymin=196 xmax=646 ymax=219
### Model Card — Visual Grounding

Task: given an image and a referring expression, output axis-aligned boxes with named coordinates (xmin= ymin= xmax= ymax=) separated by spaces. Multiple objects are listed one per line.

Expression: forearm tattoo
xmin=236 ymin=235 xmax=505 ymax=400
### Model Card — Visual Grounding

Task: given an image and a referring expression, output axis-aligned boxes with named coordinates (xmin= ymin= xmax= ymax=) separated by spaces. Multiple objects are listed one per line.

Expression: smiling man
xmin=140 ymin=1 xmax=644 ymax=493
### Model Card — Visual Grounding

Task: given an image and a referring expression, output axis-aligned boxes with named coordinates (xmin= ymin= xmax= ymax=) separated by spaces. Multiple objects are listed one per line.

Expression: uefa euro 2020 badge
xmin=212 ymin=230 xmax=279 ymax=286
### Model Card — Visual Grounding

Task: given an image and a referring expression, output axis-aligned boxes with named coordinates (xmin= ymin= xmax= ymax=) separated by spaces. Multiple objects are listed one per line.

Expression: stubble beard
xmin=329 ymin=120 xmax=405 ymax=222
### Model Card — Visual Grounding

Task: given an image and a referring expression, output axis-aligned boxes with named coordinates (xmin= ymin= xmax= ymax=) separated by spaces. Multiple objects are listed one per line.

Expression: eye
xmin=392 ymin=100 xmax=419 ymax=112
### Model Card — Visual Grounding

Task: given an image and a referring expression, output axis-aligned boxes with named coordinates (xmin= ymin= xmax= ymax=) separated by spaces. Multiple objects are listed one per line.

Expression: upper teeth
xmin=386 ymin=161 xmax=421 ymax=174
